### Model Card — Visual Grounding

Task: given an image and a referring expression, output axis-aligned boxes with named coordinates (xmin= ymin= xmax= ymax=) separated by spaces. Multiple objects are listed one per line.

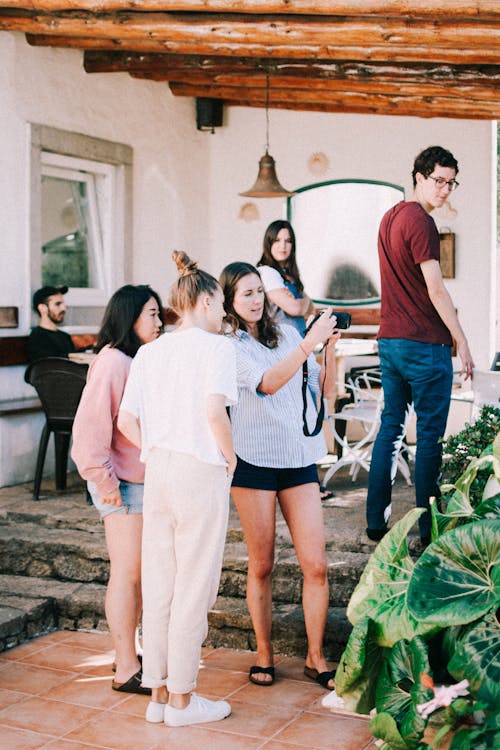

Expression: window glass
xmin=41 ymin=173 xmax=100 ymax=289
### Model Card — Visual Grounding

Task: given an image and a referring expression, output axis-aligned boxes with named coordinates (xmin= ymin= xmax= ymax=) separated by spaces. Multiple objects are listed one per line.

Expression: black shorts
xmin=231 ymin=456 xmax=319 ymax=492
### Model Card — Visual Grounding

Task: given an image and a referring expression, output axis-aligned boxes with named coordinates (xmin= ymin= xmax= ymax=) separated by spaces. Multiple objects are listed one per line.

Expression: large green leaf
xmin=450 ymin=709 xmax=500 ymax=750
xmin=448 ymin=612 xmax=500 ymax=707
xmin=370 ymin=712 xmax=413 ymax=750
xmin=407 ymin=519 xmax=500 ymax=626
xmin=347 ymin=509 xmax=436 ymax=646
xmin=335 ymin=616 xmax=385 ymax=713
xmin=435 ymin=452 xmax=499 ymax=536
xmin=375 ymin=638 xmax=432 ymax=749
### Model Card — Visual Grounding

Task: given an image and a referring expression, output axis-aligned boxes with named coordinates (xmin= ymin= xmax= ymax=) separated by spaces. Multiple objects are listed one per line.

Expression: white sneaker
xmin=164 ymin=693 xmax=231 ymax=727
xmin=145 ymin=701 xmax=166 ymax=723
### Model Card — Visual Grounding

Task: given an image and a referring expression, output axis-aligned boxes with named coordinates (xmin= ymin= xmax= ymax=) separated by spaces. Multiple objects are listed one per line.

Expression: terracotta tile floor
xmin=0 ymin=631 xmax=378 ymax=750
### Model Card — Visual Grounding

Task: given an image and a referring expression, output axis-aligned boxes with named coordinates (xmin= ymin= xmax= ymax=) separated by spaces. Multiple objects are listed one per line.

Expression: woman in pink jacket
xmin=72 ymin=285 xmax=164 ymax=694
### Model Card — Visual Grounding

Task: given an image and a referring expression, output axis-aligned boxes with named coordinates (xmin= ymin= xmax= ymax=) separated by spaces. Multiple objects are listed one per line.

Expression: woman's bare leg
xmin=279 ymin=483 xmax=334 ymax=687
xmin=103 ymin=513 xmax=143 ymax=683
xmin=231 ymin=487 xmax=276 ymax=684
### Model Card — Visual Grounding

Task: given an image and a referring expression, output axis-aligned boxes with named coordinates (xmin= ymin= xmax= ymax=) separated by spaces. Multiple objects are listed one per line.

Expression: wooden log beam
xmin=26 ymin=34 xmax=500 ymax=65
xmin=83 ymin=52 xmax=500 ymax=86
xmin=1 ymin=2 xmax=499 ymax=21
xmin=83 ymin=52 xmax=500 ymax=94
xmin=132 ymin=70 xmax=500 ymax=103
xmin=4 ymin=12 xmax=498 ymax=53
xmin=167 ymin=80 xmax=500 ymax=119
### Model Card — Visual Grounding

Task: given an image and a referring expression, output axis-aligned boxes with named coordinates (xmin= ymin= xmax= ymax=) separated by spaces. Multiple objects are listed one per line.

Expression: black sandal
xmin=303 ymin=665 xmax=336 ymax=690
xmin=111 ymin=669 xmax=151 ymax=695
xmin=249 ymin=665 xmax=275 ymax=686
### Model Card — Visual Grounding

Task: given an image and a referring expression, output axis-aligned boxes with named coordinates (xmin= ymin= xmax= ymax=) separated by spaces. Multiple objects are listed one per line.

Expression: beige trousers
xmin=141 ymin=448 xmax=230 ymax=694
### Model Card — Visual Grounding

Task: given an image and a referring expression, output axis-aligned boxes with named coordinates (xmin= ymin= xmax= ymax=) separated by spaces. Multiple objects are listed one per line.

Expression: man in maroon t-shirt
xmin=366 ymin=146 xmax=474 ymax=545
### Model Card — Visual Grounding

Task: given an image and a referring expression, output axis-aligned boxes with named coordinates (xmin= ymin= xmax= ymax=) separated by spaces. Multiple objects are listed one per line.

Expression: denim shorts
xmin=231 ymin=456 xmax=319 ymax=492
xmin=88 ymin=480 xmax=144 ymax=519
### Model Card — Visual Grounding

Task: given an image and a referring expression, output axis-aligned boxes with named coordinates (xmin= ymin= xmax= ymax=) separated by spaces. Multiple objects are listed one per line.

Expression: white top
xmin=258 ymin=265 xmax=286 ymax=293
xmin=120 ymin=327 xmax=238 ymax=466
xmin=258 ymin=264 xmax=306 ymax=335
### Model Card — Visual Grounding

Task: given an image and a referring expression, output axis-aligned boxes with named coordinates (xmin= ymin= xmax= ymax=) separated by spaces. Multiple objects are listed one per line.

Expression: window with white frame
xmin=31 ymin=126 xmax=132 ymax=322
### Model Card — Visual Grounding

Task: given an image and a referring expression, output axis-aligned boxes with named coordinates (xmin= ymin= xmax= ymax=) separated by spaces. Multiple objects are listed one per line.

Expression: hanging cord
xmin=265 ymin=71 xmax=270 ymax=153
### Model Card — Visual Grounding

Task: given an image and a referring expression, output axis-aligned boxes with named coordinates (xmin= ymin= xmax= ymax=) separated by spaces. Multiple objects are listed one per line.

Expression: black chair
xmin=24 ymin=357 xmax=88 ymax=500
xmin=490 ymin=352 xmax=500 ymax=372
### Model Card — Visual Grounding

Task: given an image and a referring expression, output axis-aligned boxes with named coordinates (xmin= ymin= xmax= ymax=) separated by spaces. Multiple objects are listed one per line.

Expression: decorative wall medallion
xmin=307 ymin=152 xmax=329 ymax=177
xmin=238 ymin=202 xmax=260 ymax=222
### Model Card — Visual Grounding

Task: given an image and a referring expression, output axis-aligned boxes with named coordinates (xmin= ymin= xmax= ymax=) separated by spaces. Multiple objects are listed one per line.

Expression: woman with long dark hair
xmin=257 ymin=219 xmax=314 ymax=336
xmin=220 ymin=261 xmax=339 ymax=690
xmin=72 ymin=284 xmax=164 ymax=695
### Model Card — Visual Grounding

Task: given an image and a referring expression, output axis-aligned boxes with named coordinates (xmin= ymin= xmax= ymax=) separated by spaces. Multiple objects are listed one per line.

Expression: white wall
xmin=0 ymin=32 xmax=498 ymax=484
xmin=208 ymin=107 xmax=498 ymax=369
xmin=0 ymin=32 xmax=210 ymax=485
xmin=0 ymin=32 xmax=210 ymax=331
xmin=1 ymin=32 xmax=497 ymax=365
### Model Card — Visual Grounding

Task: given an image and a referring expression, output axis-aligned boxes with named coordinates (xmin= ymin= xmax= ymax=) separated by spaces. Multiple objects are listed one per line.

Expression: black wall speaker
xmin=196 ymin=98 xmax=224 ymax=132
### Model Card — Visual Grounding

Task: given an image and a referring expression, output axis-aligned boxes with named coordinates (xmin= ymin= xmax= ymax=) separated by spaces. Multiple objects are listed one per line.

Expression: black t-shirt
xmin=27 ymin=326 xmax=76 ymax=363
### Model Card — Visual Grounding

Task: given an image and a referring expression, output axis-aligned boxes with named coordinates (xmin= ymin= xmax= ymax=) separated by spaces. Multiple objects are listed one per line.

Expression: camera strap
xmin=302 ymin=352 xmax=327 ymax=437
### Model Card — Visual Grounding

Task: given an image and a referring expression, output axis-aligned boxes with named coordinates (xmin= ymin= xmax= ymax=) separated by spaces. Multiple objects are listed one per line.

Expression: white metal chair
xmin=321 ymin=372 xmax=413 ymax=488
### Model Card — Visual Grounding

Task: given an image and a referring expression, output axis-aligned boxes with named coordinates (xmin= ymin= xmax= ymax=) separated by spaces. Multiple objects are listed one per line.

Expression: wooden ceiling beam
xmin=167 ymin=81 xmax=500 ymax=119
xmin=83 ymin=52 xmax=500 ymax=85
xmin=24 ymin=31 xmax=500 ymax=66
xmin=206 ymin=96 xmax=498 ymax=119
xmin=4 ymin=12 xmax=498 ymax=54
xmin=131 ymin=71 xmax=500 ymax=103
xmin=83 ymin=52 xmax=500 ymax=91
xmin=1 ymin=2 xmax=499 ymax=21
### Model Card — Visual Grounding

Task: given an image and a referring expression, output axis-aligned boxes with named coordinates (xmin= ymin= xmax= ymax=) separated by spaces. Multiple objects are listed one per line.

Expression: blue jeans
xmin=366 ymin=339 xmax=453 ymax=538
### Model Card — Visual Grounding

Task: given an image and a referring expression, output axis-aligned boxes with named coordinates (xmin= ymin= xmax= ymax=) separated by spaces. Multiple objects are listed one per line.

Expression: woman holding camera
xmin=219 ymin=262 xmax=339 ymax=690
xmin=257 ymin=219 xmax=315 ymax=336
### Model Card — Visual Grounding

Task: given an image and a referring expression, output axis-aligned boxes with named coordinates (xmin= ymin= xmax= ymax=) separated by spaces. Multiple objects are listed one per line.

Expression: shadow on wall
xmin=326 ymin=262 xmax=379 ymax=301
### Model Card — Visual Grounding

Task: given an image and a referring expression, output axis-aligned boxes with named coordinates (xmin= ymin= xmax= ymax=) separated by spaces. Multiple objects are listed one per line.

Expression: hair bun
xmin=172 ymin=250 xmax=198 ymax=277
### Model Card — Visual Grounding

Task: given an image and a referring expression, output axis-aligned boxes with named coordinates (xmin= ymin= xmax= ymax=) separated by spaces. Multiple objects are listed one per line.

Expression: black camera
xmin=304 ymin=310 xmax=351 ymax=335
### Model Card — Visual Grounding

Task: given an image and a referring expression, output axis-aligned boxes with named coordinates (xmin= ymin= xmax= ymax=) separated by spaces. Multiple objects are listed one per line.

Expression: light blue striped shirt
xmin=228 ymin=324 xmax=327 ymax=468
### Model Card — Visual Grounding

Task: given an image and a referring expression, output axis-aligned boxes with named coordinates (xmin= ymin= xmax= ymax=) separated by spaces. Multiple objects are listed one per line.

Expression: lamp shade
xmin=239 ymin=151 xmax=295 ymax=198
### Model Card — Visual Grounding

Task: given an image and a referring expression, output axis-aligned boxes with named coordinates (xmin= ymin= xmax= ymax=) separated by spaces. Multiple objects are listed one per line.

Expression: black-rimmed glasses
xmin=427 ymin=175 xmax=460 ymax=191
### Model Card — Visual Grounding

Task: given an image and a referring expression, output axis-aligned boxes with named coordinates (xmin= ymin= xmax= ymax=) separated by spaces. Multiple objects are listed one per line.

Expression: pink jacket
xmin=72 ymin=345 xmax=144 ymax=497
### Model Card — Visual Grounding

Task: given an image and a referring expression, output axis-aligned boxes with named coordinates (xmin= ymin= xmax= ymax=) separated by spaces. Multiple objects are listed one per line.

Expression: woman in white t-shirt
xmin=257 ymin=219 xmax=314 ymax=336
xmin=118 ymin=251 xmax=237 ymax=729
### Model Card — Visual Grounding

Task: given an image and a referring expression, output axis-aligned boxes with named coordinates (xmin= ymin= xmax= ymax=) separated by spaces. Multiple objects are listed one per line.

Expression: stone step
xmin=0 ymin=593 xmax=56 ymax=652
xmin=0 ymin=574 xmax=107 ymax=651
xmin=0 ymin=521 xmax=109 ymax=583
xmin=0 ymin=521 xmax=369 ymax=608
xmin=206 ymin=595 xmax=352 ymax=662
xmin=0 ymin=575 xmax=352 ymax=660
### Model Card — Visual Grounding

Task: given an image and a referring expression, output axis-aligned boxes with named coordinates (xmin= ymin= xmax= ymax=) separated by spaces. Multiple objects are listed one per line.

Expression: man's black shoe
xmin=366 ymin=526 xmax=388 ymax=542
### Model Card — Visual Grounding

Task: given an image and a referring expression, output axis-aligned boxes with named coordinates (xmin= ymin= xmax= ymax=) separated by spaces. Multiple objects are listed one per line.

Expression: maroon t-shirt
xmin=378 ymin=201 xmax=452 ymax=346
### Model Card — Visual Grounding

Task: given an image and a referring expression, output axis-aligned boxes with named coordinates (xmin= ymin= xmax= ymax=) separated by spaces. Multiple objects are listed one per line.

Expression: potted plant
xmin=333 ymin=407 xmax=500 ymax=749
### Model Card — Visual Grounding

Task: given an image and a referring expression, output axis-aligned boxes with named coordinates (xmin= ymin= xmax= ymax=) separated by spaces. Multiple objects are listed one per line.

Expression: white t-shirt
xmin=120 ymin=327 xmax=237 ymax=466
xmin=258 ymin=265 xmax=286 ymax=293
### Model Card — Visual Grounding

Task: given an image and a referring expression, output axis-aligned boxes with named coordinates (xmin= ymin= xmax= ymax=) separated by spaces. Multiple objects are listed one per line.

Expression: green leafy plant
xmin=440 ymin=405 xmax=500 ymax=503
xmin=335 ymin=429 xmax=500 ymax=750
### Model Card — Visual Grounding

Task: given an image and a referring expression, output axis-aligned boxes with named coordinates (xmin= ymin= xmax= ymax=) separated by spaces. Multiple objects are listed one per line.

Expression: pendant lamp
xmin=239 ymin=74 xmax=295 ymax=198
